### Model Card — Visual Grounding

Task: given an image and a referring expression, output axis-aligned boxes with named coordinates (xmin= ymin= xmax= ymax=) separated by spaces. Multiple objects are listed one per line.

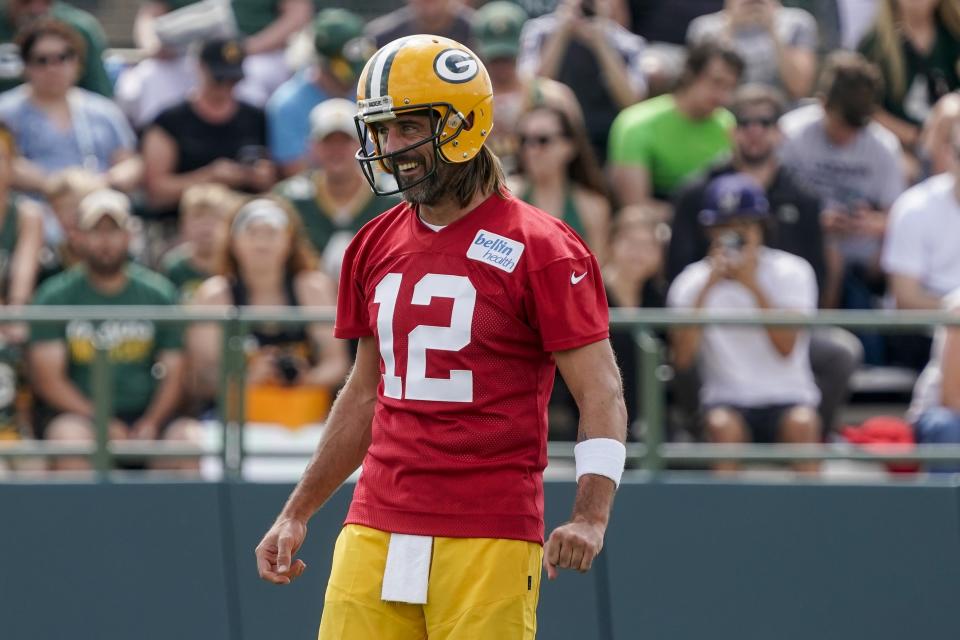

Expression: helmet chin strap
xmin=354 ymin=104 xmax=462 ymax=197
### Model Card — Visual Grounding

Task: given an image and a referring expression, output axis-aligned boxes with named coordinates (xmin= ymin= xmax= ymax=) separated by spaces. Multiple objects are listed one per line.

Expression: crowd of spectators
xmin=0 ymin=0 xmax=958 ymax=475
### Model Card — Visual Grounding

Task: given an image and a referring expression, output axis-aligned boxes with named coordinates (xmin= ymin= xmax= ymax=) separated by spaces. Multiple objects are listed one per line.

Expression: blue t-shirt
xmin=266 ymin=70 xmax=330 ymax=165
xmin=0 ymin=86 xmax=136 ymax=173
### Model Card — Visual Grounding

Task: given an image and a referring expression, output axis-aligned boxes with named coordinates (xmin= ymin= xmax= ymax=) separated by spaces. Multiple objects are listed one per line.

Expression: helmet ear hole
xmin=462 ymin=111 xmax=475 ymax=131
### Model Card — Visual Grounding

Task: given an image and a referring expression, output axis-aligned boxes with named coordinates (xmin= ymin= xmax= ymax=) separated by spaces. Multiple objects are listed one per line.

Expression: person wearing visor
xmin=143 ymin=37 xmax=276 ymax=218
xmin=274 ymin=98 xmax=398 ymax=280
xmin=187 ymin=196 xmax=348 ymax=425
xmin=667 ymin=173 xmax=821 ymax=474
xmin=268 ymin=8 xmax=374 ymax=177
xmin=29 ymin=189 xmax=199 ymax=471
xmin=255 ymin=34 xmax=627 ymax=639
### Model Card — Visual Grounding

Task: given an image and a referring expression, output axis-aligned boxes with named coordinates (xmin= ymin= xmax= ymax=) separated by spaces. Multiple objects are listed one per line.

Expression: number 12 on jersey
xmin=373 ymin=273 xmax=477 ymax=402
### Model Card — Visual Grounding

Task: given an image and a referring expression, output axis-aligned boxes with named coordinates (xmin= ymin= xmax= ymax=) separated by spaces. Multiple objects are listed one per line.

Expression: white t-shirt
xmin=881 ymin=174 xmax=960 ymax=298
xmin=667 ymin=247 xmax=821 ymax=408
xmin=909 ymin=288 xmax=960 ymax=422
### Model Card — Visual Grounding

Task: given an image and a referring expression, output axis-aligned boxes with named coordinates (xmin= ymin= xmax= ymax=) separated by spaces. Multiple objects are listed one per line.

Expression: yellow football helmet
xmin=354 ymin=34 xmax=494 ymax=195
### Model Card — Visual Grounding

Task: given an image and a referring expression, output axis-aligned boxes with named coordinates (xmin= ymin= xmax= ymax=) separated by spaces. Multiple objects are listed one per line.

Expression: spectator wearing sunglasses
xmin=669 ymin=83 xmax=862 ymax=436
xmin=0 ymin=19 xmax=139 ymax=199
xmin=509 ymin=98 xmax=612 ymax=262
xmin=0 ymin=0 xmax=112 ymax=96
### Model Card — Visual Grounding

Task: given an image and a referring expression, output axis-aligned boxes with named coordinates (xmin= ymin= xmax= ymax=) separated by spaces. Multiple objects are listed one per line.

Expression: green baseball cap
xmin=472 ymin=1 xmax=528 ymax=61
xmin=313 ymin=8 xmax=373 ymax=81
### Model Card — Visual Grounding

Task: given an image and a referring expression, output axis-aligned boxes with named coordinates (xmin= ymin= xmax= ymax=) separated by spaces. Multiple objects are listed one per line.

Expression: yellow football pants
xmin=318 ymin=524 xmax=543 ymax=640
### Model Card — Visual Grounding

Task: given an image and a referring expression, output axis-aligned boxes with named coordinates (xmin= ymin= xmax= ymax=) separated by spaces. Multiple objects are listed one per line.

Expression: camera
xmin=274 ymin=353 xmax=301 ymax=385
xmin=717 ymin=230 xmax=745 ymax=266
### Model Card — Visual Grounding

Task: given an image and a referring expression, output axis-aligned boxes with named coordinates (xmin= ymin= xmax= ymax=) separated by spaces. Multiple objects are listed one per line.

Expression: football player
xmin=256 ymin=34 xmax=627 ymax=639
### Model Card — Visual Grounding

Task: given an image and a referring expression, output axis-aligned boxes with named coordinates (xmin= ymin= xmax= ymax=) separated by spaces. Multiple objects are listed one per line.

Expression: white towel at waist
xmin=380 ymin=533 xmax=433 ymax=604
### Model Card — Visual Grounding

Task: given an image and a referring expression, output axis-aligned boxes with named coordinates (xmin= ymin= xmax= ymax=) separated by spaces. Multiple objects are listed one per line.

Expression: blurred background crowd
xmin=0 ymin=0 xmax=958 ymax=476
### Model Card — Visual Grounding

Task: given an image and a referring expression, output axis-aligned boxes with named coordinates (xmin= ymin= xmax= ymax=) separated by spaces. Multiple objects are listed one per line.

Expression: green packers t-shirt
xmin=30 ymin=264 xmax=182 ymax=415
xmin=0 ymin=2 xmax=112 ymax=96
xmin=159 ymin=245 xmax=209 ymax=302
xmin=608 ymin=94 xmax=734 ymax=199
xmin=274 ymin=170 xmax=397 ymax=256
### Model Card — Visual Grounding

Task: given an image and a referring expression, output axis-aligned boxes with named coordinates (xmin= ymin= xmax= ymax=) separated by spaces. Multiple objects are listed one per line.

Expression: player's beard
xmin=396 ymin=153 xmax=453 ymax=207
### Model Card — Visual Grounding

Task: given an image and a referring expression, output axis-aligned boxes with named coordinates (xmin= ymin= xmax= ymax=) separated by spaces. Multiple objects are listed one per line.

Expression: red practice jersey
xmin=334 ymin=191 xmax=609 ymax=543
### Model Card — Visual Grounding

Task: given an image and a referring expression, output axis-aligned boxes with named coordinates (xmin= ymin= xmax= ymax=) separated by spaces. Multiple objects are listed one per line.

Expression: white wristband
xmin=574 ymin=438 xmax=626 ymax=488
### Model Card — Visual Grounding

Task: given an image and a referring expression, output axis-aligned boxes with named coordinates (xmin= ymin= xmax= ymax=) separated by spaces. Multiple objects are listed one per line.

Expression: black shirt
xmin=668 ymin=162 xmax=826 ymax=292
xmin=628 ymin=0 xmax=722 ymax=45
xmin=151 ymin=100 xmax=268 ymax=175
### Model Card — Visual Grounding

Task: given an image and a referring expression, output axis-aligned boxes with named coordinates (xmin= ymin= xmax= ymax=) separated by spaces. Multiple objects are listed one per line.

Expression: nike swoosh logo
xmin=571 ymin=271 xmax=587 ymax=285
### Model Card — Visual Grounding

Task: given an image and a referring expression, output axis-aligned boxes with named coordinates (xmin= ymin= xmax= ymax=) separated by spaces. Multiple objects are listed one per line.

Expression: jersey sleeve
xmin=333 ymin=233 xmax=373 ymax=339
xmin=525 ymin=252 xmax=609 ymax=352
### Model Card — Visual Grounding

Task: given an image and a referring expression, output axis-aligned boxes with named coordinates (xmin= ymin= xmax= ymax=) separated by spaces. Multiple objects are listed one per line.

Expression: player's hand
xmin=543 ymin=519 xmax=605 ymax=579
xmin=255 ymin=517 xmax=308 ymax=585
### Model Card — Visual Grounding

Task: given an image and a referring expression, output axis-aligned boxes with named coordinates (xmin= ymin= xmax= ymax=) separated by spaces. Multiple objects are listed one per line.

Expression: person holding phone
xmin=517 ymin=0 xmax=647 ymax=161
xmin=668 ymin=173 xmax=821 ymax=473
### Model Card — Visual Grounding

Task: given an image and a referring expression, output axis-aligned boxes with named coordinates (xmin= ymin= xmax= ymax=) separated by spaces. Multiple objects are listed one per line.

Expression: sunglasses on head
xmin=735 ymin=116 xmax=776 ymax=129
xmin=519 ymin=133 xmax=565 ymax=148
xmin=27 ymin=50 xmax=75 ymax=67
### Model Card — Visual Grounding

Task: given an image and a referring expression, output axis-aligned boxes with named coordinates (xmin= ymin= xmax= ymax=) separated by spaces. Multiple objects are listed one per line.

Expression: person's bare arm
xmin=185 ymin=276 xmax=230 ymax=399
xmin=544 ymin=339 xmax=627 ymax=579
xmin=889 ymin=274 xmax=942 ymax=310
xmin=255 ymin=335 xmax=380 ymax=584
xmin=298 ymin=271 xmax=350 ymax=388
xmin=6 ymin=200 xmax=43 ymax=306
xmin=12 ymin=157 xmax=49 ymax=193
xmin=29 ymin=341 xmax=95 ymax=416
xmin=940 ymin=315 xmax=960 ymax=413
xmin=670 ymin=270 xmax=722 ymax=371
xmin=535 ymin=2 xmax=579 ymax=79
xmin=581 ymin=21 xmax=644 ymax=108
xmin=243 ymin=0 xmax=313 ymax=56
xmin=142 ymin=128 xmax=246 ymax=208
xmin=771 ymin=35 xmax=816 ymax=100
xmin=106 ymin=149 xmax=144 ymax=193
xmin=609 ymin=164 xmax=652 ymax=207
xmin=743 ymin=283 xmax=800 ymax=357
xmin=133 ymin=1 xmax=170 ymax=52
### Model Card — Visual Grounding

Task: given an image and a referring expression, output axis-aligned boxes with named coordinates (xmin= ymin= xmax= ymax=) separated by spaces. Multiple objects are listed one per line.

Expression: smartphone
xmin=717 ymin=230 xmax=745 ymax=267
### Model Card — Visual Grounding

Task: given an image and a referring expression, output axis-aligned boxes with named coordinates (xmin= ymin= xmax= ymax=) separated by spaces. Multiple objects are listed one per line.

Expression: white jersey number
xmin=373 ymin=273 xmax=476 ymax=402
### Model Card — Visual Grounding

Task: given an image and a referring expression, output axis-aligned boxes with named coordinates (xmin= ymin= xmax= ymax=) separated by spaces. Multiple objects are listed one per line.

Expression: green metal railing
xmin=0 ymin=305 xmax=958 ymax=479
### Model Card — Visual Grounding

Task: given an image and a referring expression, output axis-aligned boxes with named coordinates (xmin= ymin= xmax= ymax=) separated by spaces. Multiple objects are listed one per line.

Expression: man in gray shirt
xmin=780 ymin=50 xmax=906 ymax=363
xmin=687 ymin=0 xmax=818 ymax=101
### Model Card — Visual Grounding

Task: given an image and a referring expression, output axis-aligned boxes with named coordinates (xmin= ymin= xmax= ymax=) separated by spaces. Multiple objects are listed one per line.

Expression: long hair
xmin=445 ymin=144 xmax=508 ymax=207
xmin=515 ymin=104 xmax=610 ymax=199
xmin=218 ymin=195 xmax=318 ymax=280
xmin=867 ymin=0 xmax=960 ymax=102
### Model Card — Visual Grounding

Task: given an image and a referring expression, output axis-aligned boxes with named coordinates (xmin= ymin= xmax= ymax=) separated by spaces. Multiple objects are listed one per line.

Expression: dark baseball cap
xmin=699 ymin=173 xmax=770 ymax=226
xmin=200 ymin=38 xmax=245 ymax=81
xmin=472 ymin=1 xmax=528 ymax=61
